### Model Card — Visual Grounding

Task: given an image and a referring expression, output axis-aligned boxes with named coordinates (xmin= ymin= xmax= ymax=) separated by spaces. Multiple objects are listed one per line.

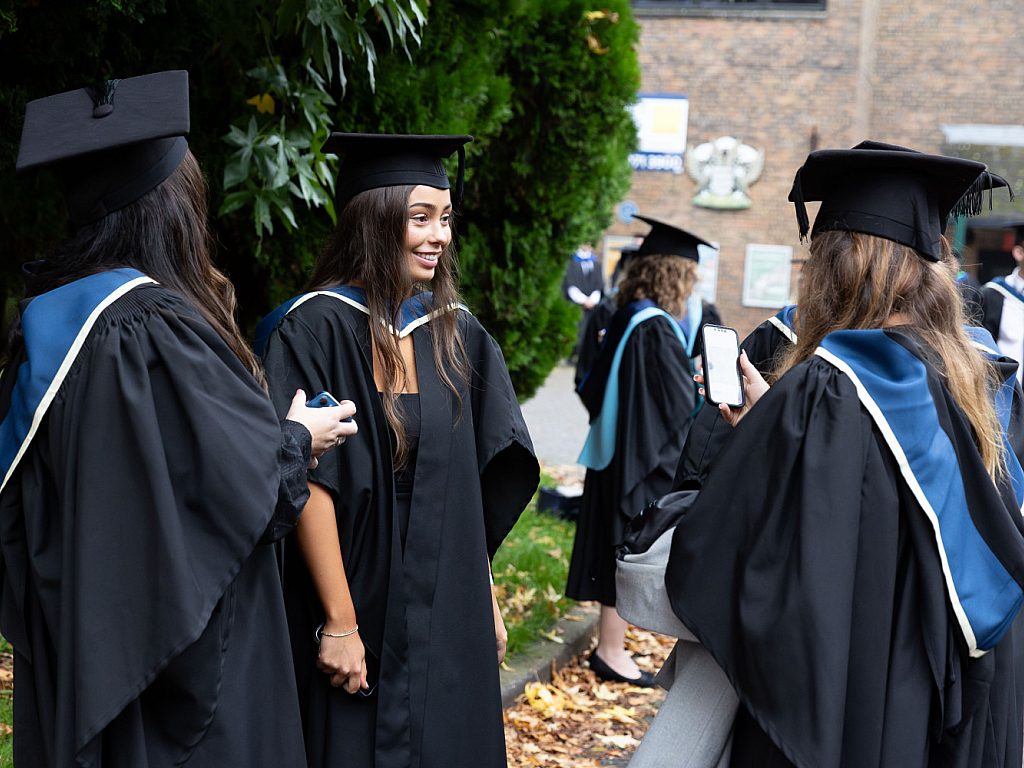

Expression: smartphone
xmin=700 ymin=324 xmax=744 ymax=408
xmin=306 ymin=391 xmax=341 ymax=408
xmin=359 ymin=645 xmax=379 ymax=698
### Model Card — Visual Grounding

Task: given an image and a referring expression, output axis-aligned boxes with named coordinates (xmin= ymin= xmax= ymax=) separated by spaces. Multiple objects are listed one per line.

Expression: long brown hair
xmin=308 ymin=184 xmax=468 ymax=468
xmin=616 ymin=254 xmax=698 ymax=316
xmin=779 ymin=230 xmax=1005 ymax=479
xmin=20 ymin=151 xmax=262 ymax=382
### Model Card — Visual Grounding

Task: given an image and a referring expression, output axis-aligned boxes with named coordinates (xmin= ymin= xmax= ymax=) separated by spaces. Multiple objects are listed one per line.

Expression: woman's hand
xmin=317 ymin=628 xmax=368 ymax=694
xmin=491 ymin=586 xmax=508 ymax=665
xmin=285 ymin=389 xmax=359 ymax=467
xmin=695 ymin=350 xmax=770 ymax=428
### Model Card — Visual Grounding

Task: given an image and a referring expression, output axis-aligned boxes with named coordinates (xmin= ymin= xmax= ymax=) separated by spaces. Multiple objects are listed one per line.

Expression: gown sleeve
xmin=260 ymin=306 xmax=349 ymax=499
xmin=40 ymin=291 xmax=284 ymax=756
xmin=261 ymin=419 xmax=312 ymax=543
xmin=462 ymin=315 xmax=540 ymax=557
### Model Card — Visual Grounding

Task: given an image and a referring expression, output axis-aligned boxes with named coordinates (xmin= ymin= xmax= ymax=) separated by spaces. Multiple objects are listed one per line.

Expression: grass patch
xmin=0 ymin=635 xmax=10 ymax=767
xmin=493 ymin=492 xmax=578 ymax=658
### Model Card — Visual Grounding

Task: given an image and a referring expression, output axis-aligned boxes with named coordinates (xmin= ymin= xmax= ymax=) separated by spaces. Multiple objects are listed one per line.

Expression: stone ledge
xmin=499 ymin=602 xmax=600 ymax=708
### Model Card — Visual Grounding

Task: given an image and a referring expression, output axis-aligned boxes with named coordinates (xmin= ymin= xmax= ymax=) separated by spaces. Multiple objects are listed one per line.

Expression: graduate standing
xmin=666 ymin=142 xmax=1024 ymax=767
xmin=257 ymin=133 xmax=539 ymax=768
xmin=568 ymin=217 xmax=704 ymax=685
xmin=981 ymin=221 xmax=1024 ymax=378
xmin=573 ymin=243 xmax=636 ymax=390
xmin=0 ymin=71 xmax=355 ymax=767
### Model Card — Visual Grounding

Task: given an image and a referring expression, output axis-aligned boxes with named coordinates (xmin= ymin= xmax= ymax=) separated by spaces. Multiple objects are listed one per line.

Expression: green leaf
xmin=217 ymin=189 xmax=251 ymax=217
xmin=253 ymin=195 xmax=273 ymax=237
xmin=222 ymin=155 xmax=251 ymax=190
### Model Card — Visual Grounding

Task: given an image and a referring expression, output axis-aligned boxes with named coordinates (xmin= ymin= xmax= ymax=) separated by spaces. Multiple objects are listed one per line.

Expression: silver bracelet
xmin=315 ymin=622 xmax=358 ymax=643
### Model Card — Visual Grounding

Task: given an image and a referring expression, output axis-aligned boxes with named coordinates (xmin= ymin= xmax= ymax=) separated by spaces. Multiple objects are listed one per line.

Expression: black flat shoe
xmin=587 ymin=651 xmax=656 ymax=687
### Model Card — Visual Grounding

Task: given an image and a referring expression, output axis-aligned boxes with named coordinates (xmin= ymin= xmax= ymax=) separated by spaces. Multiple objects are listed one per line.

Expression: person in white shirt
xmin=981 ymin=221 xmax=1024 ymax=379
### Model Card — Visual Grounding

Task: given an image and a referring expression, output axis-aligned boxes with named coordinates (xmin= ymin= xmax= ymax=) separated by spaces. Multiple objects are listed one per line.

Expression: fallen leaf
xmin=597 ymin=733 xmax=641 ymax=749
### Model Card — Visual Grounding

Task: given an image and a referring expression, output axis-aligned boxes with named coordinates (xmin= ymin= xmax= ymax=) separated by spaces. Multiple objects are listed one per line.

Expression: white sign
xmin=742 ymin=244 xmax=792 ymax=308
xmin=697 ymin=242 xmax=719 ymax=305
xmin=628 ymin=94 xmax=689 ymax=174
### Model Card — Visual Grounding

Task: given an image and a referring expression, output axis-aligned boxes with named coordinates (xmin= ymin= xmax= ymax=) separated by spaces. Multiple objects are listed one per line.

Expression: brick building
xmin=608 ymin=0 xmax=1024 ymax=336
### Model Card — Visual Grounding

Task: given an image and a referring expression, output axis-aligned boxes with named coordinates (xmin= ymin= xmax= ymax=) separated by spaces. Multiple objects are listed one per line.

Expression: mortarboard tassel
xmin=455 ymin=145 xmax=466 ymax=207
xmin=791 ymin=168 xmax=810 ymax=240
xmin=87 ymin=79 xmax=121 ymax=119
xmin=950 ymin=174 xmax=984 ymax=219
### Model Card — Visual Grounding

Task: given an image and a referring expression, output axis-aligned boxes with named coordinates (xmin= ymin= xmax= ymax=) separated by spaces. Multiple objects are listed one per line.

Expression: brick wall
xmin=613 ymin=0 xmax=1024 ymax=337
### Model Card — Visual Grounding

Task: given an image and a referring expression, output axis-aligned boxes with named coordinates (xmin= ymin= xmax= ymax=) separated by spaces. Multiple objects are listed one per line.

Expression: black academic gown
xmin=574 ymin=296 xmax=616 ymax=391
xmin=260 ymin=293 xmax=538 ymax=768
xmin=562 ymin=257 xmax=604 ymax=305
xmin=665 ymin=329 xmax=1024 ymax=768
xmin=0 ymin=284 xmax=307 ymax=767
xmin=567 ymin=308 xmax=696 ymax=606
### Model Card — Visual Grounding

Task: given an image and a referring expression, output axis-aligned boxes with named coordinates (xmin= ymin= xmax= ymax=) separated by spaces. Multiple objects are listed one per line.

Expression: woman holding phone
xmin=258 ymin=133 xmax=539 ymax=768
xmin=666 ymin=142 xmax=1024 ymax=767
xmin=568 ymin=216 xmax=706 ymax=686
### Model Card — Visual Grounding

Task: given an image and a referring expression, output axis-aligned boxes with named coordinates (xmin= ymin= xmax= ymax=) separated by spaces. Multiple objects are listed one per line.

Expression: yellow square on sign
xmin=651 ymin=102 xmax=684 ymax=133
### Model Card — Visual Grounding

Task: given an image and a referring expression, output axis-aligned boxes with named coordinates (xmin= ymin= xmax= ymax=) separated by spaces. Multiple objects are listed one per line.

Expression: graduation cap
xmin=633 ymin=215 xmax=711 ymax=262
xmin=321 ymin=133 xmax=473 ymax=212
xmin=16 ymin=70 xmax=190 ymax=226
xmin=788 ymin=140 xmax=1013 ymax=262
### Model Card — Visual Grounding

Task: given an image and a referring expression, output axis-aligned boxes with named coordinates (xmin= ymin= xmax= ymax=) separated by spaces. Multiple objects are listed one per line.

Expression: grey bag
xmin=615 ymin=527 xmax=695 ymax=640
xmin=614 ymin=492 xmax=739 ymax=768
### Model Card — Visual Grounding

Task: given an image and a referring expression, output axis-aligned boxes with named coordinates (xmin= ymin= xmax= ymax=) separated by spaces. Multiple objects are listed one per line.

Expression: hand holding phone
xmin=307 ymin=391 xmax=341 ymax=408
xmin=700 ymin=324 xmax=744 ymax=408
xmin=307 ymin=391 xmax=353 ymax=423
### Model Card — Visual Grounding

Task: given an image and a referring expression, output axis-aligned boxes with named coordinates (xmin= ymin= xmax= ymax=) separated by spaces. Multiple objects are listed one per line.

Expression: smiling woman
xmin=257 ymin=133 xmax=540 ymax=768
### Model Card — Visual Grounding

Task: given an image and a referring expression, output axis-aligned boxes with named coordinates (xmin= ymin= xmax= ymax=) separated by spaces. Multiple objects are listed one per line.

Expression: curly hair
xmin=616 ymin=254 xmax=698 ymax=317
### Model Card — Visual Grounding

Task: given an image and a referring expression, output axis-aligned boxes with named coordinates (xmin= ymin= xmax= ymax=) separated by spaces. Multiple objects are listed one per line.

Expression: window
xmin=634 ymin=0 xmax=826 ymax=13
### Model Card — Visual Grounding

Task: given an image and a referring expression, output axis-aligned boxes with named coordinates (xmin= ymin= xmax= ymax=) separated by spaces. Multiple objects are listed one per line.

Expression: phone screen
xmin=701 ymin=325 xmax=743 ymax=407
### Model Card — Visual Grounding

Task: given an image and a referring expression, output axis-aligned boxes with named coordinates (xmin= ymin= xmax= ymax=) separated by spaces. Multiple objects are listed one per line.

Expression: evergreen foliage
xmin=0 ymin=0 xmax=639 ymax=399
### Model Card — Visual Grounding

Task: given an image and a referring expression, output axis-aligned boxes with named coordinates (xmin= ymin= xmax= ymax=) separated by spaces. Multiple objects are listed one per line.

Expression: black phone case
xmin=700 ymin=324 xmax=744 ymax=408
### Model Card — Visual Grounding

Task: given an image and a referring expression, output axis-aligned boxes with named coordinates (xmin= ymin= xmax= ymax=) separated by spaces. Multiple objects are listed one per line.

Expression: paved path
xmin=521 ymin=363 xmax=590 ymax=469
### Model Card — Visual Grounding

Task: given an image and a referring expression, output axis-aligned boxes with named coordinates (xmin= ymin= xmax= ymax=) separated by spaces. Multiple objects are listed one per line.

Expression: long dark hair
xmin=17 ymin=151 xmax=262 ymax=382
xmin=308 ymin=184 xmax=467 ymax=468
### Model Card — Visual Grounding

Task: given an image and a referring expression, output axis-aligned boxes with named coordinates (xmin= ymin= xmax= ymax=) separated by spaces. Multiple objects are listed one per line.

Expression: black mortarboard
xmin=321 ymin=133 xmax=473 ymax=212
xmin=634 ymin=215 xmax=711 ymax=262
xmin=16 ymin=70 xmax=190 ymax=226
xmin=788 ymin=140 xmax=1013 ymax=262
